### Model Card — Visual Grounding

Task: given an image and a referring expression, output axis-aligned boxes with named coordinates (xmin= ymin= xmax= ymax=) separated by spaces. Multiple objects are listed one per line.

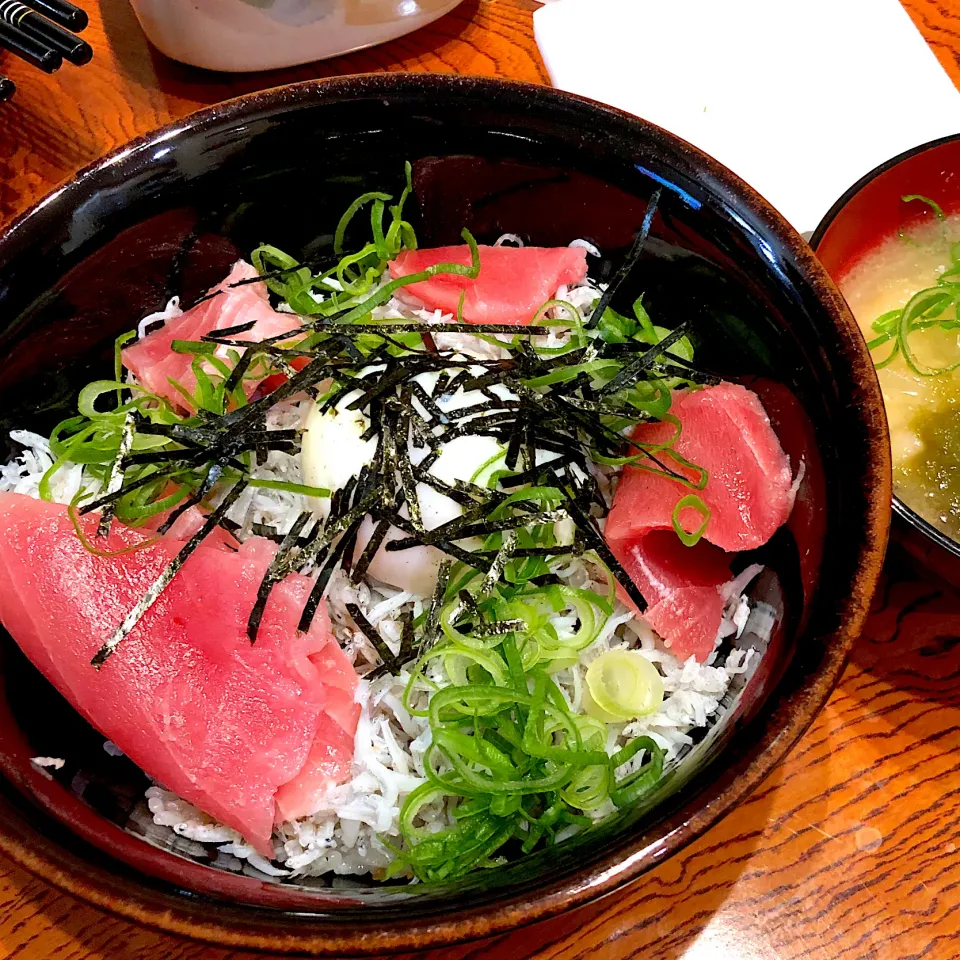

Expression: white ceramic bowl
xmin=129 ymin=0 xmax=465 ymax=72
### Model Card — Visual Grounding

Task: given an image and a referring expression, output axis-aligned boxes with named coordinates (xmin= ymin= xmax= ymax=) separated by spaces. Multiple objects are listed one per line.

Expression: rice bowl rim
xmin=0 ymin=74 xmax=891 ymax=955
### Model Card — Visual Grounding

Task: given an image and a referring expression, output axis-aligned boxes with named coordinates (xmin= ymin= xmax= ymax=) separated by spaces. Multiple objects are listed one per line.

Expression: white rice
xmin=30 ymin=756 xmax=65 ymax=770
xmin=0 ymin=261 xmax=767 ymax=882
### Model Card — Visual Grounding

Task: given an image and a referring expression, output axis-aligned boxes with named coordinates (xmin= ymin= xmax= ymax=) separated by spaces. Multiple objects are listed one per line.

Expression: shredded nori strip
xmin=177 ymin=289 xmax=224 ymax=314
xmin=97 ymin=411 xmax=136 ymax=538
xmin=421 ymin=560 xmax=452 ymax=656
xmin=398 ymin=603 xmax=416 ymax=664
xmin=498 ymin=454 xmax=577 ymax=489
xmin=82 ymin=418 xmax=303 ymax=516
xmin=396 ymin=412 xmax=424 ymax=534
xmin=381 ymin=509 xmax=489 ymax=571
xmin=324 ymin=322 xmax=554 ymax=336
xmin=475 ymin=546 xmax=573 ymax=560
xmin=157 ymin=460 xmax=225 ymax=535
xmin=81 ymin=460 xmax=199 ymax=515
xmin=472 ymin=618 xmax=525 ymax=637
xmin=361 ymin=399 xmax=383 ymax=442
xmin=437 ymin=367 xmax=468 ymax=398
xmin=206 ymin=319 xmax=257 ymax=339
xmin=251 ymin=522 xmax=283 ymax=542
xmin=381 ymin=495 xmax=496 ymax=550
xmin=409 ymin=381 xmax=448 ymax=424
xmin=297 ymin=513 xmax=366 ymax=634
xmin=562 ymin=492 xmax=647 ymax=611
xmin=221 ymin=348 xmax=258 ymax=398
xmin=334 ymin=333 xmax=367 ymax=364
xmin=337 ymin=505 xmax=366 ymax=578
xmin=351 ymin=516 xmax=391 ymax=584
xmin=587 ymin=187 xmax=662 ymax=329
xmin=598 ymin=321 xmax=691 ymax=396
xmin=413 ymin=470 xmax=477 ymax=509
xmin=91 ymin=481 xmax=249 ymax=669
xmin=385 ymin=509 xmax=566 ymax=551
xmin=504 ymin=420 xmax=524 ymax=472
xmin=652 ymin=362 xmax=720 ymax=386
xmin=346 ymin=602 xmax=398 ymax=679
xmin=409 ymin=413 xmax=441 ymax=452
xmin=222 ymin=355 xmax=338 ymax=429
xmin=347 ymin=363 xmax=426 ymax=411
xmin=481 ymin=530 xmax=517 ymax=596
xmin=247 ymin=511 xmax=314 ymax=642
xmin=443 ymin=399 xmax=521 ymax=421
xmin=457 ymin=589 xmax=484 ymax=624
xmin=295 ymin=487 xmax=381 ymax=573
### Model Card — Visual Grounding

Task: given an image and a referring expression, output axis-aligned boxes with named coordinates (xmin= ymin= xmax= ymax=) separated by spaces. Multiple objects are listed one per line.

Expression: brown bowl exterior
xmin=0 ymin=75 xmax=890 ymax=954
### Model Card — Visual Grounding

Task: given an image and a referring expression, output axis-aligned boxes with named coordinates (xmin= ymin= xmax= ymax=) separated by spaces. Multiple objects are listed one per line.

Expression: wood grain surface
xmin=1 ymin=1 xmax=960 ymax=958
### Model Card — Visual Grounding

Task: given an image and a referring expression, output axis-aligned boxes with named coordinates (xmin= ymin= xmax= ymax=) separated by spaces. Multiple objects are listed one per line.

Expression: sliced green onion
xmin=902 ymin=194 xmax=945 ymax=221
xmin=584 ymin=649 xmax=664 ymax=721
xmin=334 ymin=191 xmax=392 ymax=255
xmin=671 ymin=493 xmax=711 ymax=546
xmin=68 ymin=504 xmax=161 ymax=558
xmin=610 ymin=736 xmax=664 ymax=808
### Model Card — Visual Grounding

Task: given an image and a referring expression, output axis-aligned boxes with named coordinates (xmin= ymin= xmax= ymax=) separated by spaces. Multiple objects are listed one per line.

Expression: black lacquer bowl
xmin=0 ymin=75 xmax=889 ymax=955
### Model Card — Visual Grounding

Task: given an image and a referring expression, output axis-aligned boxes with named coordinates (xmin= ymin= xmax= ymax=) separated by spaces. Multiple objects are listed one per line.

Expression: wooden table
xmin=1 ymin=1 xmax=960 ymax=957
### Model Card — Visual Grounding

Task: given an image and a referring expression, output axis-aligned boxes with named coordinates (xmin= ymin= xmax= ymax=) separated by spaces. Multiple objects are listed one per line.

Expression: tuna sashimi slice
xmin=606 ymin=382 xmax=795 ymax=662
xmin=0 ymin=493 xmax=359 ymax=855
xmin=608 ymin=383 xmax=795 ymax=553
xmin=388 ymin=244 xmax=588 ymax=325
xmin=644 ymin=587 xmax=728 ymax=664
xmin=124 ymin=261 xmax=301 ymax=413
xmin=141 ymin=505 xmax=242 ymax=551
xmin=274 ymin=713 xmax=355 ymax=823
xmin=613 ymin=531 xmax=733 ymax=663
xmin=272 ymin=617 xmax=362 ymax=823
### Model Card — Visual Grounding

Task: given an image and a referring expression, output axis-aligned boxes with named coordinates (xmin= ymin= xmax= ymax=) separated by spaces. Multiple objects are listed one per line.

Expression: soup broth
xmin=842 ymin=214 xmax=960 ymax=537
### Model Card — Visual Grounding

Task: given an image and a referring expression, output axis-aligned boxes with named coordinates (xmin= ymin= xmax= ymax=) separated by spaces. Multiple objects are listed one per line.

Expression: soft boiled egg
xmin=301 ymin=378 xmax=506 ymax=596
xmin=300 ymin=392 xmax=378 ymax=513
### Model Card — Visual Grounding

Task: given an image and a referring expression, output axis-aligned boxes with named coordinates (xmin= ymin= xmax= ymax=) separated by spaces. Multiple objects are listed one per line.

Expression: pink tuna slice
xmin=388 ymin=244 xmax=588 ymax=325
xmin=606 ymin=382 xmax=795 ymax=662
xmin=141 ymin=505 xmax=242 ymax=551
xmin=611 ymin=531 xmax=733 ymax=664
xmin=123 ymin=261 xmax=301 ymax=413
xmin=0 ymin=493 xmax=359 ymax=856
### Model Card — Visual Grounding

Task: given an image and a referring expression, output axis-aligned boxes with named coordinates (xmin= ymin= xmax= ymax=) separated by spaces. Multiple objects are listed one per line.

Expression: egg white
xmin=300 ymin=368 xmax=510 ymax=596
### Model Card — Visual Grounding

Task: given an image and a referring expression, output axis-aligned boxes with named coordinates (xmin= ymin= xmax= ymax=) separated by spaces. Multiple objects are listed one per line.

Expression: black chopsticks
xmin=17 ymin=9 xmax=90 ymax=64
xmin=22 ymin=0 xmax=86 ymax=32
xmin=0 ymin=0 xmax=90 ymax=96
xmin=0 ymin=18 xmax=59 ymax=71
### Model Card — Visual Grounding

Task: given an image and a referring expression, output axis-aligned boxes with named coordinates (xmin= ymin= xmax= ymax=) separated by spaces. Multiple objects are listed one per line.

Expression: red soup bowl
xmin=811 ymin=133 xmax=960 ymax=582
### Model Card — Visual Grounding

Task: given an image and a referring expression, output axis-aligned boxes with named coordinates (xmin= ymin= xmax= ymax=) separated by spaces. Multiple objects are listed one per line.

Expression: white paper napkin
xmin=534 ymin=0 xmax=960 ymax=234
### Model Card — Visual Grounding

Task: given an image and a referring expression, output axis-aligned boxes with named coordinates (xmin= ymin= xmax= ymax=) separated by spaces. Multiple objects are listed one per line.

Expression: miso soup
xmin=841 ymin=212 xmax=960 ymax=539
